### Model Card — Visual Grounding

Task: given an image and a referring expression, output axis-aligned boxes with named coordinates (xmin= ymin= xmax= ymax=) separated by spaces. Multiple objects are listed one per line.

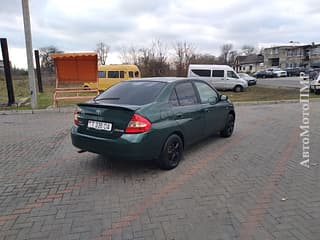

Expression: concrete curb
xmin=1 ymin=98 xmax=320 ymax=115
xmin=0 ymin=106 xmax=74 ymax=115
xmin=234 ymin=98 xmax=320 ymax=106
xmin=258 ymin=84 xmax=300 ymax=90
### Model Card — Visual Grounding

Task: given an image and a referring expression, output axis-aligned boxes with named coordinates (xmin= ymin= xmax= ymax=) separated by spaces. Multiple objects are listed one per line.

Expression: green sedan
xmin=71 ymin=77 xmax=235 ymax=170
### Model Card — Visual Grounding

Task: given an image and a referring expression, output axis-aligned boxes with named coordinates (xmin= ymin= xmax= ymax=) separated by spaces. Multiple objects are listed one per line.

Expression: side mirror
xmin=220 ymin=95 xmax=228 ymax=101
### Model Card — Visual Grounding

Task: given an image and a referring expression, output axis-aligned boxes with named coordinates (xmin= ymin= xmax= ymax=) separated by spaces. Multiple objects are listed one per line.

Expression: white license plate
xmin=315 ymin=86 xmax=320 ymax=89
xmin=87 ymin=120 xmax=112 ymax=131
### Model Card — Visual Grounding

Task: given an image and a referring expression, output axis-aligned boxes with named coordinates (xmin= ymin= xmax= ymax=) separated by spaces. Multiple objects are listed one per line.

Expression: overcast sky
xmin=1 ymin=0 xmax=320 ymax=68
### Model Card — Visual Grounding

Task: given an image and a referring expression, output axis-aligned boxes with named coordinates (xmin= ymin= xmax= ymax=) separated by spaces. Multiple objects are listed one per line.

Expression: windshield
xmin=95 ymin=81 xmax=166 ymax=105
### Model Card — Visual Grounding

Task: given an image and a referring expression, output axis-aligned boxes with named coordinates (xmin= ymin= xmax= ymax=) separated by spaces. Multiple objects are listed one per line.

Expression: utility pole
xmin=22 ymin=0 xmax=37 ymax=108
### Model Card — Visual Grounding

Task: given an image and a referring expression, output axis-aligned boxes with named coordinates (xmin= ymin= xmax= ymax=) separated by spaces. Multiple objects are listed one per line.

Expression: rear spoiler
xmin=78 ymin=102 xmax=141 ymax=112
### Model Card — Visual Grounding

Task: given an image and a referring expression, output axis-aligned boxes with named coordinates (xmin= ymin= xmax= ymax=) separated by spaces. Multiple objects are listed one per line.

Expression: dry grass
xmin=225 ymin=86 xmax=301 ymax=102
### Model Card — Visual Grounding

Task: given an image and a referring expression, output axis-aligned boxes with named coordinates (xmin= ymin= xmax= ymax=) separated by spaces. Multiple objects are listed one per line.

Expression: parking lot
xmin=0 ymin=102 xmax=320 ymax=240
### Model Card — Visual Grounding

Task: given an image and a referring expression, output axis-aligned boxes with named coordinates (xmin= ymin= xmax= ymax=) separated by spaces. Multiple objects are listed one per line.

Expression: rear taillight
xmin=125 ymin=114 xmax=151 ymax=133
xmin=74 ymin=107 xmax=80 ymax=126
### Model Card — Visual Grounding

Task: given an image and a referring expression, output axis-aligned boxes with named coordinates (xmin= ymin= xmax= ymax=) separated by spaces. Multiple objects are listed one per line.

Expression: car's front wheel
xmin=234 ymin=85 xmax=243 ymax=92
xmin=158 ymin=134 xmax=183 ymax=170
xmin=220 ymin=114 xmax=235 ymax=138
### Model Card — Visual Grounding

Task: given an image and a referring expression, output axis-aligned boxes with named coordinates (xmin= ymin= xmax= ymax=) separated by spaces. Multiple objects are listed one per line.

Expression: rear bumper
xmin=71 ymin=126 xmax=161 ymax=160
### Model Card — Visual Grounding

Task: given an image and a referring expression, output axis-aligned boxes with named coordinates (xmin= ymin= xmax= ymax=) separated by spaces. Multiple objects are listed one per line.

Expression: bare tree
xmin=120 ymin=46 xmax=138 ymax=64
xmin=39 ymin=46 xmax=63 ymax=73
xmin=136 ymin=40 xmax=170 ymax=77
xmin=228 ymin=50 xmax=238 ymax=66
xmin=258 ymin=47 xmax=265 ymax=55
xmin=241 ymin=45 xmax=256 ymax=55
xmin=173 ymin=41 xmax=196 ymax=76
xmin=96 ymin=42 xmax=110 ymax=65
xmin=220 ymin=43 xmax=233 ymax=65
xmin=190 ymin=53 xmax=217 ymax=64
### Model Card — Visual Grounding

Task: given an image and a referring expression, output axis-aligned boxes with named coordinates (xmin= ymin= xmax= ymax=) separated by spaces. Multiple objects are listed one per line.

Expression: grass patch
xmin=227 ymin=85 xmax=303 ymax=102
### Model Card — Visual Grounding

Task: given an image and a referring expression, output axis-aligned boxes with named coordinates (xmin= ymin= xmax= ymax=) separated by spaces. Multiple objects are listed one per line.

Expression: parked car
xmin=238 ymin=73 xmax=257 ymax=86
xmin=285 ymin=67 xmax=304 ymax=77
xmin=71 ymin=77 xmax=235 ymax=170
xmin=187 ymin=64 xmax=248 ymax=92
xmin=308 ymin=68 xmax=320 ymax=80
xmin=266 ymin=68 xmax=287 ymax=77
xmin=310 ymin=73 xmax=320 ymax=94
xmin=253 ymin=70 xmax=273 ymax=78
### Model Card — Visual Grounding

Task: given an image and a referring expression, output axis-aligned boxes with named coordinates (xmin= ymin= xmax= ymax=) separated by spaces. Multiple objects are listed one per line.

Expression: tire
xmin=310 ymin=87 xmax=314 ymax=93
xmin=220 ymin=114 xmax=235 ymax=138
xmin=158 ymin=134 xmax=183 ymax=170
xmin=234 ymin=85 xmax=243 ymax=92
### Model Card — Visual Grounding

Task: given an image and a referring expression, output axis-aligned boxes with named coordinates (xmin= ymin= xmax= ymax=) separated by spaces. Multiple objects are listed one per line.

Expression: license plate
xmin=316 ymin=86 xmax=320 ymax=89
xmin=87 ymin=120 xmax=112 ymax=131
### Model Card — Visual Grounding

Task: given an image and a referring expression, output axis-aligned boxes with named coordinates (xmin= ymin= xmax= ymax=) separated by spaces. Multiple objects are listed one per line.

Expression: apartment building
xmin=263 ymin=43 xmax=320 ymax=69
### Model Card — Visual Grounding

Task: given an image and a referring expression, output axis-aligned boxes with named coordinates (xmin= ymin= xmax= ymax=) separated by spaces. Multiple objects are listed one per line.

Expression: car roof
xmin=123 ymin=77 xmax=198 ymax=83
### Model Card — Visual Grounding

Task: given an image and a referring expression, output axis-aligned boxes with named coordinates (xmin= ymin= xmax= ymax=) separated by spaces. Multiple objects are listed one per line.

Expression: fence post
xmin=0 ymin=38 xmax=15 ymax=106
xmin=34 ymin=50 xmax=43 ymax=92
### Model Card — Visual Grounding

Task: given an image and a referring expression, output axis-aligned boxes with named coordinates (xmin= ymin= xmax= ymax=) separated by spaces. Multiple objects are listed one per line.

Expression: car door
xmin=170 ymin=82 xmax=205 ymax=146
xmin=211 ymin=69 xmax=226 ymax=89
xmin=226 ymin=70 xmax=240 ymax=89
xmin=193 ymin=81 xmax=228 ymax=136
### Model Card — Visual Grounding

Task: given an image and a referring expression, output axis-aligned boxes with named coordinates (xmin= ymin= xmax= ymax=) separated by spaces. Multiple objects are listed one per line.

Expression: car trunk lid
xmin=76 ymin=102 xmax=140 ymax=139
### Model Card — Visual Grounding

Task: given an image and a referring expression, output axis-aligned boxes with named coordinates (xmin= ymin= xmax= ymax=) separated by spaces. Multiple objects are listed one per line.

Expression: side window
xmin=98 ymin=71 xmax=106 ymax=78
xmin=194 ymin=82 xmax=218 ymax=104
xmin=120 ymin=71 xmax=124 ymax=78
xmin=227 ymin=71 xmax=239 ymax=79
xmin=212 ymin=70 xmax=224 ymax=77
xmin=134 ymin=71 xmax=139 ymax=77
xmin=175 ymin=82 xmax=198 ymax=106
xmin=191 ymin=69 xmax=211 ymax=77
xmin=169 ymin=89 xmax=179 ymax=107
xmin=129 ymin=71 xmax=134 ymax=78
xmin=108 ymin=71 xmax=119 ymax=78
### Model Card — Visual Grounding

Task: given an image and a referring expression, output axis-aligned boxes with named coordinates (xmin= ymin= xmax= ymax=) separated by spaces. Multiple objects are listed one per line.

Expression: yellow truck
xmin=84 ymin=64 xmax=141 ymax=91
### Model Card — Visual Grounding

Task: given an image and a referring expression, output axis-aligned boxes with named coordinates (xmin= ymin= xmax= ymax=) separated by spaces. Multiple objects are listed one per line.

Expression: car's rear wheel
xmin=220 ymin=114 xmax=235 ymax=138
xmin=234 ymin=85 xmax=243 ymax=92
xmin=158 ymin=134 xmax=183 ymax=170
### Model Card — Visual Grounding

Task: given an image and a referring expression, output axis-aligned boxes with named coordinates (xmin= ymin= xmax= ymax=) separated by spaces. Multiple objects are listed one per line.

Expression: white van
xmin=188 ymin=64 xmax=248 ymax=92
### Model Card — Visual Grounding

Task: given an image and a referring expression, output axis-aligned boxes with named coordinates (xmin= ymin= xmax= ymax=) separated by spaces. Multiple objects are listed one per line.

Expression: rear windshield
xmin=95 ymin=81 xmax=166 ymax=105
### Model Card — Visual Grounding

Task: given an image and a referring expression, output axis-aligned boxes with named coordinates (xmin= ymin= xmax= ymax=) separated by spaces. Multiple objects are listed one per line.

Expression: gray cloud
xmin=1 ymin=0 xmax=320 ymax=68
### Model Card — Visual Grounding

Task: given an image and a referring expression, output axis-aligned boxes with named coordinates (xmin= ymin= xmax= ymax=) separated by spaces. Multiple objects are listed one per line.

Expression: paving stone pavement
xmin=0 ymin=102 xmax=319 ymax=240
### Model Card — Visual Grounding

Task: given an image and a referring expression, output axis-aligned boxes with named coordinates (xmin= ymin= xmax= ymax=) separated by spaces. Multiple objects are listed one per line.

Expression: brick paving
xmin=0 ymin=102 xmax=319 ymax=240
